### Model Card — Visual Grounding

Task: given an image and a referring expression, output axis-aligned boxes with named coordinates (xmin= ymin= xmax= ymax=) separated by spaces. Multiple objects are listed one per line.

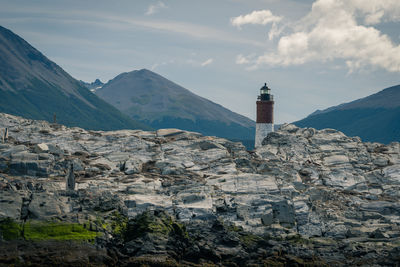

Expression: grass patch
xmin=0 ymin=218 xmax=23 ymax=240
xmin=0 ymin=218 xmax=99 ymax=241
xmin=24 ymin=221 xmax=99 ymax=241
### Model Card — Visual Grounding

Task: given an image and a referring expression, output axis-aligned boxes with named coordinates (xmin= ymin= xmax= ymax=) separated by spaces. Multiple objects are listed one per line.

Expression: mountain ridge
xmin=0 ymin=25 xmax=149 ymax=131
xmin=295 ymin=84 xmax=400 ymax=144
xmin=96 ymin=68 xmax=256 ymax=142
xmin=307 ymin=84 xmax=400 ymax=117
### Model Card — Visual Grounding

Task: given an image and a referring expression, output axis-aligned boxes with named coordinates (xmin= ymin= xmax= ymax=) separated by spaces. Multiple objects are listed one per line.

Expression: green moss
xmin=0 ymin=218 xmax=23 ymax=240
xmin=109 ymin=211 xmax=128 ymax=236
xmin=95 ymin=216 xmax=107 ymax=230
xmin=124 ymin=211 xmax=189 ymax=242
xmin=262 ymin=259 xmax=285 ymax=267
xmin=227 ymin=224 xmax=243 ymax=233
xmin=286 ymin=234 xmax=310 ymax=245
xmin=171 ymin=222 xmax=190 ymax=239
xmin=23 ymin=221 xmax=99 ymax=241
xmin=239 ymin=233 xmax=262 ymax=247
xmin=1 ymin=219 xmax=99 ymax=241
xmin=128 ymin=256 xmax=180 ymax=267
xmin=262 ymin=256 xmax=328 ymax=267
xmin=130 ymin=211 xmax=172 ymax=238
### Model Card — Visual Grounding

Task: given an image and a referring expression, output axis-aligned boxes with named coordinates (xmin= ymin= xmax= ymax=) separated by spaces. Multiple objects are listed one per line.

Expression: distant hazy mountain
xmin=95 ymin=69 xmax=255 ymax=142
xmin=80 ymin=79 xmax=104 ymax=92
xmin=294 ymin=85 xmax=400 ymax=144
xmin=0 ymin=26 xmax=149 ymax=131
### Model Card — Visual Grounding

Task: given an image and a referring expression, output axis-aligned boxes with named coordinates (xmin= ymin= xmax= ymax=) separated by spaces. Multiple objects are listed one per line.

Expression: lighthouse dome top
xmin=260 ymin=82 xmax=272 ymax=95
xmin=261 ymin=83 xmax=269 ymax=90
xmin=258 ymin=82 xmax=273 ymax=101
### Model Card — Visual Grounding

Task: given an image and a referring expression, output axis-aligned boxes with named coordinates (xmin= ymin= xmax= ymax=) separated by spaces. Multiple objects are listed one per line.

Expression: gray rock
xmin=33 ymin=143 xmax=49 ymax=153
xmin=71 ymin=158 xmax=84 ymax=172
xmin=124 ymin=159 xmax=143 ymax=175
xmin=1 ymin=145 xmax=28 ymax=158
xmin=28 ymin=193 xmax=70 ymax=219
xmin=325 ymin=223 xmax=347 ymax=239
xmin=0 ymin=191 xmax=23 ymax=220
xmin=298 ymin=223 xmax=322 ymax=237
xmin=272 ymin=200 xmax=295 ymax=225
xmin=47 ymin=144 xmax=64 ymax=156
xmin=261 ymin=208 xmax=273 ymax=225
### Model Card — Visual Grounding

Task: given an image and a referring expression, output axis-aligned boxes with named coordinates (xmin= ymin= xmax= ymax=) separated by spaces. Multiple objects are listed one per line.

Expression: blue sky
xmin=1 ymin=0 xmax=399 ymax=123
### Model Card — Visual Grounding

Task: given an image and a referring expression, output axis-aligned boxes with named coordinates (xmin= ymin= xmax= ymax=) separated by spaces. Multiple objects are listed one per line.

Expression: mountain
xmin=95 ymin=69 xmax=255 ymax=143
xmin=0 ymin=26 xmax=149 ymax=131
xmin=80 ymin=78 xmax=104 ymax=92
xmin=294 ymin=85 xmax=400 ymax=144
xmin=1 ymin=113 xmax=399 ymax=266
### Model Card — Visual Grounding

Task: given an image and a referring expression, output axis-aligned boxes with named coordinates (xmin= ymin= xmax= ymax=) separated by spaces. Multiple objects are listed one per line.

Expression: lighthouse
xmin=255 ymin=83 xmax=274 ymax=148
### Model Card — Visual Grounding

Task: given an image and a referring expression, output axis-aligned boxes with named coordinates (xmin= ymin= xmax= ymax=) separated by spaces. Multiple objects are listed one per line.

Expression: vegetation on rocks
xmin=24 ymin=221 xmax=99 ymax=241
xmin=0 ymin=218 xmax=22 ymax=240
xmin=0 ymin=218 xmax=98 ymax=241
xmin=108 ymin=211 xmax=129 ymax=237
xmin=124 ymin=210 xmax=189 ymax=242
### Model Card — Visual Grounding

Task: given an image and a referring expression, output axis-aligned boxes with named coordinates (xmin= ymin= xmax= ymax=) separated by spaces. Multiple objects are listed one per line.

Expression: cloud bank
xmin=146 ymin=1 xmax=167 ymax=15
xmin=231 ymin=10 xmax=282 ymax=28
xmin=235 ymin=0 xmax=400 ymax=73
xmin=201 ymin=58 xmax=214 ymax=67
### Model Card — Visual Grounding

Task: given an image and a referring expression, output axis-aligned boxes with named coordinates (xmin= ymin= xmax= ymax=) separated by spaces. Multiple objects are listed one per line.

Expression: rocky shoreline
xmin=0 ymin=112 xmax=399 ymax=266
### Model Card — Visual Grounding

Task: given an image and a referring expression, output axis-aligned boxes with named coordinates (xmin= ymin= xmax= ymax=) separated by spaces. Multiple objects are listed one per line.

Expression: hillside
xmin=294 ymin=85 xmax=400 ymax=143
xmin=0 ymin=113 xmax=399 ymax=266
xmin=95 ymin=69 xmax=255 ymax=142
xmin=0 ymin=26 xmax=149 ymax=131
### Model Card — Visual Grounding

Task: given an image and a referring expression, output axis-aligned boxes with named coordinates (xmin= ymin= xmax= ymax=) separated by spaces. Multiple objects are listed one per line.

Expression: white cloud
xmin=348 ymin=0 xmax=400 ymax=25
xmin=267 ymin=21 xmax=285 ymax=40
xmin=151 ymin=59 xmax=176 ymax=70
xmin=1 ymin=9 xmax=265 ymax=47
xmin=151 ymin=62 xmax=166 ymax=70
xmin=145 ymin=1 xmax=167 ymax=16
xmin=236 ymin=54 xmax=250 ymax=64
xmin=237 ymin=0 xmax=400 ymax=73
xmin=231 ymin=10 xmax=282 ymax=28
xmin=200 ymin=58 xmax=214 ymax=67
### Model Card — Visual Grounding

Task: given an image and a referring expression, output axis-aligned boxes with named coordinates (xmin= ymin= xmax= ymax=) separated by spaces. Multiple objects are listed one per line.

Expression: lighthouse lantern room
xmin=255 ymin=83 xmax=274 ymax=148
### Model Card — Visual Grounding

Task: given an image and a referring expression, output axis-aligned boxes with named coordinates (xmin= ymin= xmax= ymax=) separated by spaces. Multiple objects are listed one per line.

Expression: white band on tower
xmin=255 ymin=123 xmax=274 ymax=148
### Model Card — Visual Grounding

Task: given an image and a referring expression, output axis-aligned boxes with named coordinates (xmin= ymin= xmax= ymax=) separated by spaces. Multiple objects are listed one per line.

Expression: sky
xmin=1 ymin=0 xmax=400 ymax=123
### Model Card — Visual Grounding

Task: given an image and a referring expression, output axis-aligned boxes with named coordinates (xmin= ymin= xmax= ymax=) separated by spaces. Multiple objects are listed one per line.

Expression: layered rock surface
xmin=0 ymin=113 xmax=399 ymax=266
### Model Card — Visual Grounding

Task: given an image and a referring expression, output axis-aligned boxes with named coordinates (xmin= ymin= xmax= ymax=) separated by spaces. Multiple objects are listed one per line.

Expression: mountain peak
xmin=93 ymin=78 xmax=103 ymax=85
xmin=130 ymin=68 xmax=161 ymax=78
xmin=137 ymin=68 xmax=152 ymax=73
xmin=96 ymin=69 xmax=255 ymax=142
xmin=0 ymin=26 xmax=150 ymax=131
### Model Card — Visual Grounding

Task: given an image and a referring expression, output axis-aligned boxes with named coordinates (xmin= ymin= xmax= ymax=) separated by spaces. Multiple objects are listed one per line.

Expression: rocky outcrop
xmin=0 ymin=112 xmax=399 ymax=266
